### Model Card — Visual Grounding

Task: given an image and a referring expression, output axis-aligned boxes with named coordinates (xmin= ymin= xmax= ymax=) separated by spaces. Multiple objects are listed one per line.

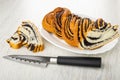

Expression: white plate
xmin=40 ymin=27 xmax=118 ymax=54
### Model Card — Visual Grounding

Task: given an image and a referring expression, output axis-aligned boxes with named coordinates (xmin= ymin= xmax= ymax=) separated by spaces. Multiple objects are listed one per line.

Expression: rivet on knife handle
xmin=56 ymin=56 xmax=101 ymax=68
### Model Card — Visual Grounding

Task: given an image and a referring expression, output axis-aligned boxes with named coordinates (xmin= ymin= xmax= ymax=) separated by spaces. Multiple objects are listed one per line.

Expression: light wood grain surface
xmin=0 ymin=0 xmax=120 ymax=80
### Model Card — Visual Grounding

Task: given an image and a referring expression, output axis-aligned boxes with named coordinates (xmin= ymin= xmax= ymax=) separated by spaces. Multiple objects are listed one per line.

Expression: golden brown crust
xmin=6 ymin=40 xmax=22 ymax=49
xmin=42 ymin=12 xmax=55 ymax=33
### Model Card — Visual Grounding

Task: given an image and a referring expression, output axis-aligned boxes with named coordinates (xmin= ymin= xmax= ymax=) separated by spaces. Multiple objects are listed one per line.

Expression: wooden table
xmin=0 ymin=0 xmax=120 ymax=80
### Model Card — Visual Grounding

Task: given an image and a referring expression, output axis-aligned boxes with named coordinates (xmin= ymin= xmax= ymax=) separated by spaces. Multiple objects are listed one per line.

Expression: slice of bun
xmin=7 ymin=21 xmax=44 ymax=52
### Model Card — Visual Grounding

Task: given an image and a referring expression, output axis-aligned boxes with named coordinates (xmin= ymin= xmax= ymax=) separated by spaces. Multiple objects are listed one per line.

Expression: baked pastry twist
xmin=7 ymin=21 xmax=44 ymax=52
xmin=42 ymin=7 xmax=119 ymax=50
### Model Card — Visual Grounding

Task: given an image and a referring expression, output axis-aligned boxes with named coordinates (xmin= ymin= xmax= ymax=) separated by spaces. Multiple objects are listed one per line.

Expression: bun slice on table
xmin=7 ymin=21 xmax=44 ymax=52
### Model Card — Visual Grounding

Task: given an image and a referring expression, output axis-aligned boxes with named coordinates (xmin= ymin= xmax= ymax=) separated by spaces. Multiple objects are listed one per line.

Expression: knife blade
xmin=3 ymin=55 xmax=101 ymax=68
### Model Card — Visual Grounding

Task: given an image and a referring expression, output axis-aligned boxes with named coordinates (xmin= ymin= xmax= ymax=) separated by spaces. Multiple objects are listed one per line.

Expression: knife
xmin=3 ymin=55 xmax=101 ymax=68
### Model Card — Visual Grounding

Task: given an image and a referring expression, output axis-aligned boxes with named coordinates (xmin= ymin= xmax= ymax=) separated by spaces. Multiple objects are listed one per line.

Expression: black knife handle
xmin=57 ymin=56 xmax=101 ymax=68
